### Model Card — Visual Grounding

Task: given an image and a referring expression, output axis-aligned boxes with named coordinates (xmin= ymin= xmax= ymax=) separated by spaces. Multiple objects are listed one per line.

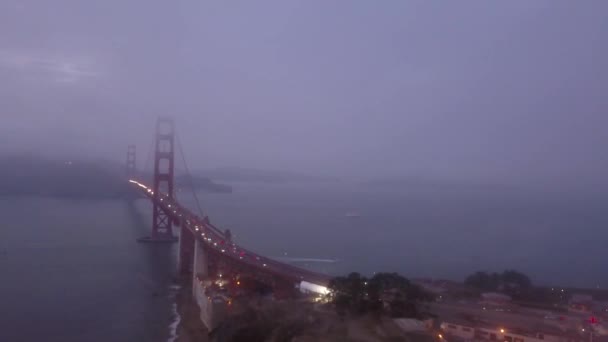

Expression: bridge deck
xmin=129 ymin=180 xmax=331 ymax=286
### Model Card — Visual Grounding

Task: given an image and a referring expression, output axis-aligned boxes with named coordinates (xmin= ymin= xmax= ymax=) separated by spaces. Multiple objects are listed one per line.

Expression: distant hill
xmin=0 ymin=156 xmax=232 ymax=199
xmin=174 ymin=174 xmax=232 ymax=193
xmin=196 ymin=166 xmax=337 ymax=183
xmin=0 ymin=156 xmax=133 ymax=199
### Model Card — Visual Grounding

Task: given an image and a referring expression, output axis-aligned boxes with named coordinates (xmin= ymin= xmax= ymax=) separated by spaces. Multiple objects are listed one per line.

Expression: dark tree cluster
xmin=328 ymin=272 xmax=434 ymax=318
xmin=464 ymin=270 xmax=532 ymax=298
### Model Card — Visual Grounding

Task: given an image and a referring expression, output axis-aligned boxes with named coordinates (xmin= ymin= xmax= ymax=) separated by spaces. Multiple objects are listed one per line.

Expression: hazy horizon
xmin=2 ymin=1 xmax=608 ymax=190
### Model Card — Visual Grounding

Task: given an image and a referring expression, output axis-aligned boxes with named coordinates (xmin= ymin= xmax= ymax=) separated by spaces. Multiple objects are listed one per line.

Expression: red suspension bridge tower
xmin=137 ymin=118 xmax=179 ymax=243
xmin=126 ymin=144 xmax=136 ymax=178
xmin=127 ymin=118 xmax=331 ymax=314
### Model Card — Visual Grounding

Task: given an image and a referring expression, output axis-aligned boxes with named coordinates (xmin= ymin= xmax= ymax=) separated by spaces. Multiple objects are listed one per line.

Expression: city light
xmin=500 ymin=329 xmax=505 ymax=333
xmin=438 ymin=334 xmax=443 ymax=339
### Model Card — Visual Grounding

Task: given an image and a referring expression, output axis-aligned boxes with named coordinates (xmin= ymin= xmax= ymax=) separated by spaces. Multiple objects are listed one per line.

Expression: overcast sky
xmin=1 ymin=1 xmax=607 ymax=186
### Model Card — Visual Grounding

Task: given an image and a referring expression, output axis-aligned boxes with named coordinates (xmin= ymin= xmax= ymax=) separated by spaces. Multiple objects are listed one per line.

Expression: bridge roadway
xmin=129 ymin=179 xmax=331 ymax=287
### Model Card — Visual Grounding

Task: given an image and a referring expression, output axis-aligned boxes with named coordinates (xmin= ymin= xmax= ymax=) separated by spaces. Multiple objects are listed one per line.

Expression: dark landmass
xmin=197 ymin=166 xmax=338 ymax=183
xmin=175 ymin=174 xmax=232 ymax=193
xmin=0 ymin=156 xmax=133 ymax=199
xmin=174 ymin=272 xmax=435 ymax=342
xmin=328 ymin=272 xmax=434 ymax=319
xmin=174 ymin=277 xmax=209 ymax=342
xmin=0 ymin=156 xmax=232 ymax=199
xmin=462 ymin=269 xmax=608 ymax=310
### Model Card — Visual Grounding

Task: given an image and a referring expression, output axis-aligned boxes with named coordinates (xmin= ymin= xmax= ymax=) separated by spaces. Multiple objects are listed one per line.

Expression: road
xmin=427 ymin=301 xmax=584 ymax=334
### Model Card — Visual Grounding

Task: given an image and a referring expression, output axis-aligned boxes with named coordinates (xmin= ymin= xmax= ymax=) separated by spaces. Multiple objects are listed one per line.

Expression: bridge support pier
xmin=178 ymin=227 xmax=195 ymax=275
xmin=192 ymin=238 xmax=209 ymax=293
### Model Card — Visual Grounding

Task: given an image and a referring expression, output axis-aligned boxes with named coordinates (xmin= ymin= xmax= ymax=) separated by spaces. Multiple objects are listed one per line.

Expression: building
xmin=568 ymin=294 xmax=594 ymax=315
xmin=440 ymin=320 xmax=585 ymax=342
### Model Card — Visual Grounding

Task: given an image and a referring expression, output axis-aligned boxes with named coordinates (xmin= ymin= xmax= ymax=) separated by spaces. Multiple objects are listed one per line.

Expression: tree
xmin=501 ymin=270 xmax=531 ymax=289
xmin=465 ymin=271 xmax=500 ymax=291
xmin=328 ymin=272 xmax=369 ymax=313
xmin=328 ymin=272 xmax=433 ymax=318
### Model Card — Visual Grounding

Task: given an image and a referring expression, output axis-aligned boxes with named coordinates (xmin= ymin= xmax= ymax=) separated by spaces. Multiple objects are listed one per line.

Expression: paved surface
xmin=427 ymin=301 xmax=583 ymax=333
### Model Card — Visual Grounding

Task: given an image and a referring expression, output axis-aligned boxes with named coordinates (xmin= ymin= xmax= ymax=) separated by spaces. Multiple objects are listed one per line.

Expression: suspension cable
xmin=143 ymin=131 xmax=155 ymax=181
xmin=175 ymin=129 xmax=226 ymax=238
xmin=175 ymin=130 xmax=205 ymax=217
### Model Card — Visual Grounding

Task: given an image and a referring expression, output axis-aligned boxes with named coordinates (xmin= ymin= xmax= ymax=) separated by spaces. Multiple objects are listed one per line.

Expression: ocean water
xmin=188 ymin=182 xmax=608 ymax=288
xmin=1 ymin=182 xmax=606 ymax=341
xmin=0 ymin=198 xmax=177 ymax=342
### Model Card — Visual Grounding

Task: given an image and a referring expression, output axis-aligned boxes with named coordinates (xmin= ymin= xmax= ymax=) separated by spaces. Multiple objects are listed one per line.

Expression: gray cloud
xmin=1 ymin=0 xmax=607 ymax=189
xmin=0 ymin=49 xmax=100 ymax=83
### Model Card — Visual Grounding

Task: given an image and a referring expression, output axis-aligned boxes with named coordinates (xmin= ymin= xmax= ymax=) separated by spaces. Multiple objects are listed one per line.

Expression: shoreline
xmin=171 ymin=277 xmax=209 ymax=342
xmin=167 ymin=293 xmax=181 ymax=342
